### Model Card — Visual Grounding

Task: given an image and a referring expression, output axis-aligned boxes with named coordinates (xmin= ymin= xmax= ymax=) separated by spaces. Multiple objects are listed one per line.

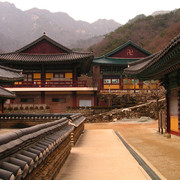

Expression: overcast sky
xmin=1 ymin=0 xmax=180 ymax=24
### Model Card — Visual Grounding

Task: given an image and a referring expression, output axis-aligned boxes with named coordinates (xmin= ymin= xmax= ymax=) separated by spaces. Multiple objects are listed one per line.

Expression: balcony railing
xmin=5 ymin=80 xmax=88 ymax=88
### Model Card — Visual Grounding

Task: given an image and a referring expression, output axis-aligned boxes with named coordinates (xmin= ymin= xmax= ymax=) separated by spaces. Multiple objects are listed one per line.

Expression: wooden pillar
xmin=10 ymin=99 xmax=13 ymax=105
xmin=139 ymin=80 xmax=143 ymax=90
xmin=73 ymin=92 xmax=77 ymax=107
xmin=166 ymin=91 xmax=170 ymax=133
xmin=94 ymin=91 xmax=97 ymax=106
xmin=178 ymin=89 xmax=180 ymax=133
xmin=73 ymin=66 xmax=77 ymax=81
xmin=1 ymin=100 xmax=6 ymax=113
xmin=41 ymin=65 xmax=45 ymax=87
xmin=41 ymin=91 xmax=45 ymax=104
xmin=120 ymin=78 xmax=123 ymax=90
xmin=100 ymin=79 xmax=103 ymax=90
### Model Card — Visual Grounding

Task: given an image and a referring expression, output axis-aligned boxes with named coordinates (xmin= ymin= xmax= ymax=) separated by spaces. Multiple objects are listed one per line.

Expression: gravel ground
xmin=85 ymin=120 xmax=180 ymax=180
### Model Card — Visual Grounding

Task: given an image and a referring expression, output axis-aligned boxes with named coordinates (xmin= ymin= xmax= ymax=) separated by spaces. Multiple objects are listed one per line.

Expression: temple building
xmin=92 ymin=41 xmax=156 ymax=94
xmin=0 ymin=34 xmax=97 ymax=112
xmin=0 ymin=65 xmax=23 ymax=113
xmin=124 ymin=33 xmax=180 ymax=136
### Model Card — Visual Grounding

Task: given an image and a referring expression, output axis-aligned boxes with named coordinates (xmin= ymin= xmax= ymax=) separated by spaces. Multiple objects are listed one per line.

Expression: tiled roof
xmin=103 ymin=40 xmax=151 ymax=57
xmin=124 ymin=33 xmax=180 ymax=79
xmin=0 ymin=65 xmax=23 ymax=82
xmin=93 ymin=57 xmax=139 ymax=65
xmin=0 ymin=86 xmax=16 ymax=98
xmin=0 ymin=52 xmax=93 ymax=64
xmin=93 ymin=40 xmax=151 ymax=66
xmin=16 ymin=34 xmax=72 ymax=53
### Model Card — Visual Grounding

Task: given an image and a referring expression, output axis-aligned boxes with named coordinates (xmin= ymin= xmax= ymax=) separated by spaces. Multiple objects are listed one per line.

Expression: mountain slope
xmin=0 ymin=2 xmax=120 ymax=52
xmin=89 ymin=9 xmax=180 ymax=56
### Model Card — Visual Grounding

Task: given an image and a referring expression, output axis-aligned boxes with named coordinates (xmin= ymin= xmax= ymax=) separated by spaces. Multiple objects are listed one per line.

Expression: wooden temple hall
xmin=125 ymin=33 xmax=180 ymax=136
xmin=0 ymin=65 xmax=23 ymax=113
xmin=93 ymin=41 xmax=158 ymax=93
xmin=0 ymin=34 xmax=97 ymax=112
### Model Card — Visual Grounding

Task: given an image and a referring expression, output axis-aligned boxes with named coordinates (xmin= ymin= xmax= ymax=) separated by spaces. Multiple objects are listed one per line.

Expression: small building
xmin=92 ymin=41 xmax=154 ymax=94
xmin=0 ymin=65 xmax=23 ymax=113
xmin=124 ymin=33 xmax=180 ymax=136
xmin=0 ymin=34 xmax=97 ymax=112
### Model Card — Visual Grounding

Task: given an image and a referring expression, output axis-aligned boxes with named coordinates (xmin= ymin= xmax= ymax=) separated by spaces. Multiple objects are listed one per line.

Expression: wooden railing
xmin=5 ymin=80 xmax=88 ymax=88
xmin=102 ymin=83 xmax=158 ymax=90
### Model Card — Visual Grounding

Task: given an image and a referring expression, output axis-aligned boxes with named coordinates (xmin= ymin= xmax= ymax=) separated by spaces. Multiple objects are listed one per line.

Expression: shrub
xmin=8 ymin=107 xmax=13 ymax=111
xmin=20 ymin=106 xmax=23 ymax=110
xmin=25 ymin=106 xmax=29 ymax=110
xmin=40 ymin=106 xmax=44 ymax=110
xmin=45 ymin=106 xmax=50 ymax=109
xmin=30 ymin=106 xmax=34 ymax=110
xmin=14 ymin=107 xmax=18 ymax=111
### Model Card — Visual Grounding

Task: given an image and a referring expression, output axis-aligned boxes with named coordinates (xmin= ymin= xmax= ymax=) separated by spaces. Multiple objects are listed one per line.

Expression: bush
xmin=20 ymin=106 xmax=23 ymax=110
xmin=40 ymin=106 xmax=44 ymax=110
xmin=30 ymin=106 xmax=34 ymax=110
xmin=25 ymin=106 xmax=29 ymax=110
xmin=35 ymin=106 xmax=38 ymax=110
xmin=45 ymin=106 xmax=50 ymax=109
xmin=8 ymin=107 xmax=13 ymax=111
xmin=14 ymin=107 xmax=18 ymax=111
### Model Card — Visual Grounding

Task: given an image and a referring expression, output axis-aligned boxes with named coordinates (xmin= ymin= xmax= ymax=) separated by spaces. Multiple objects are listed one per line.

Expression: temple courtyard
xmin=1 ymin=119 xmax=180 ymax=179
xmin=56 ymin=120 xmax=180 ymax=180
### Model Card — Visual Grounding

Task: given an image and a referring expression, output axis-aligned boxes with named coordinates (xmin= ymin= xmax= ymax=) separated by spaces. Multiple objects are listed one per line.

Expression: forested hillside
xmin=89 ymin=9 xmax=180 ymax=56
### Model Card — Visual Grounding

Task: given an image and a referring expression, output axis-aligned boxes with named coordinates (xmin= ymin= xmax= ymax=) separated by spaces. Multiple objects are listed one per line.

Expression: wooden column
xmin=178 ymin=89 xmax=180 ymax=134
xmin=94 ymin=91 xmax=97 ymax=106
xmin=73 ymin=66 xmax=77 ymax=82
xmin=166 ymin=90 xmax=170 ymax=133
xmin=41 ymin=65 xmax=45 ymax=87
xmin=2 ymin=100 xmax=5 ymax=113
xmin=73 ymin=92 xmax=77 ymax=107
xmin=139 ymin=80 xmax=143 ymax=90
xmin=41 ymin=92 xmax=45 ymax=104
xmin=120 ymin=78 xmax=123 ymax=90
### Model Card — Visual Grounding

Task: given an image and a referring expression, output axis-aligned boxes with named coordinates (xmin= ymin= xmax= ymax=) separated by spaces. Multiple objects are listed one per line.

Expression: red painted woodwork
xmin=94 ymin=91 xmax=97 ymax=106
xmin=109 ymin=45 xmax=148 ymax=58
xmin=5 ymin=80 xmax=87 ymax=88
xmin=73 ymin=92 xmax=77 ymax=107
xmin=170 ymin=130 xmax=180 ymax=136
xmin=73 ymin=67 xmax=77 ymax=81
xmin=41 ymin=92 xmax=45 ymax=104
xmin=22 ymin=39 xmax=67 ymax=54
xmin=93 ymin=65 xmax=101 ymax=91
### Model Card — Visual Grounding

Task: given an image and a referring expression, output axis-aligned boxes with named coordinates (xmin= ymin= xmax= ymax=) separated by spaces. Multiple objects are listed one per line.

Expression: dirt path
xmin=56 ymin=129 xmax=151 ymax=180
xmin=85 ymin=121 xmax=180 ymax=180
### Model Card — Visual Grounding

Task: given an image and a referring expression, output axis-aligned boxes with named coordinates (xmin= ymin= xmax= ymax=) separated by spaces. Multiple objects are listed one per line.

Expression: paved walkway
xmin=56 ymin=129 xmax=151 ymax=180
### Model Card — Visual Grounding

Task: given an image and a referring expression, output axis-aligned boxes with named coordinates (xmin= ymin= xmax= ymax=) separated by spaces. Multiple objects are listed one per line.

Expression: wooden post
xmin=178 ymin=90 xmax=180 ymax=134
xmin=94 ymin=91 xmax=97 ymax=106
xmin=73 ymin=92 xmax=77 ymax=107
xmin=41 ymin=92 xmax=45 ymax=104
xmin=41 ymin=65 xmax=45 ymax=87
xmin=166 ymin=90 xmax=170 ymax=134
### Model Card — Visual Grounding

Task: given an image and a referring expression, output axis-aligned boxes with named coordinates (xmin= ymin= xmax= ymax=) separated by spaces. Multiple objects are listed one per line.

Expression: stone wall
xmin=67 ymin=99 xmax=166 ymax=123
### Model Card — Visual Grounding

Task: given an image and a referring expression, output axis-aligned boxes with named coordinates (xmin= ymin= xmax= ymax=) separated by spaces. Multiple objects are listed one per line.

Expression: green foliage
xmin=91 ymin=9 xmax=180 ymax=56
xmin=8 ymin=107 xmax=13 ymax=111
xmin=14 ymin=107 xmax=18 ymax=111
